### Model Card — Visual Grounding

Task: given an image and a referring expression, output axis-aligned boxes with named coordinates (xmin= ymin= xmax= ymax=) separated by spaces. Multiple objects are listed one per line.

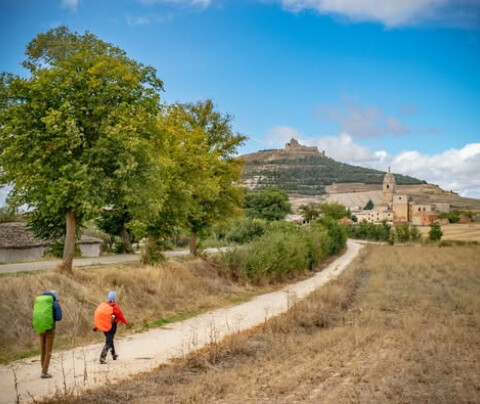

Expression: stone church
xmin=355 ymin=169 xmax=449 ymax=225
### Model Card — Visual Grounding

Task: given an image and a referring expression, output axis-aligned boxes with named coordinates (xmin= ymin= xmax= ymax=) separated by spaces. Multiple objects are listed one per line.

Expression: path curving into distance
xmin=0 ymin=240 xmax=363 ymax=404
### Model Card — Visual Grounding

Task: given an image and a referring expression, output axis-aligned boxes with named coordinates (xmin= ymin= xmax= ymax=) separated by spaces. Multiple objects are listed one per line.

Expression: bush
xmin=347 ymin=221 xmax=391 ymax=242
xmin=245 ymin=228 xmax=310 ymax=281
xmin=44 ymin=241 xmax=81 ymax=258
xmin=315 ymin=217 xmax=347 ymax=255
xmin=392 ymin=223 xmax=423 ymax=244
xmin=226 ymin=218 xmax=266 ymax=244
xmin=429 ymin=222 xmax=443 ymax=242
xmin=218 ymin=219 xmax=347 ymax=284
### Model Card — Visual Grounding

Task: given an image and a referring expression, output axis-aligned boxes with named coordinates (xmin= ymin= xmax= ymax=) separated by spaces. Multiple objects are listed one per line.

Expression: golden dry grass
xmin=418 ymin=222 xmax=480 ymax=242
xmin=44 ymin=244 xmax=480 ymax=403
xmin=0 ymin=258 xmax=280 ymax=364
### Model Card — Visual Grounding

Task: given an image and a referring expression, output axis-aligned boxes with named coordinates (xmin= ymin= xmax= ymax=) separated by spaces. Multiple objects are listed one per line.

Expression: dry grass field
xmin=0 ymin=258 xmax=286 ymax=364
xmin=45 ymin=244 xmax=480 ymax=403
xmin=418 ymin=223 xmax=480 ymax=242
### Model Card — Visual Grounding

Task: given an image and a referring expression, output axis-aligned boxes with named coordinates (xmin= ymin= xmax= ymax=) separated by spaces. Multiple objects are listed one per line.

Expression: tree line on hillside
xmin=0 ymin=27 xmax=245 ymax=273
xmin=243 ymin=156 xmax=426 ymax=195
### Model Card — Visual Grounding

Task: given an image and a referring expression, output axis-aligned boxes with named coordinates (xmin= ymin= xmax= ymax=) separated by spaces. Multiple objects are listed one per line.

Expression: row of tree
xmin=0 ymin=27 xmax=245 ymax=273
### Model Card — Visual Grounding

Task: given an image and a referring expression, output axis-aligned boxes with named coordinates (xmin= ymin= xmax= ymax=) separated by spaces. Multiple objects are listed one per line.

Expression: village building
xmin=353 ymin=169 xmax=449 ymax=225
xmin=0 ymin=222 xmax=103 ymax=263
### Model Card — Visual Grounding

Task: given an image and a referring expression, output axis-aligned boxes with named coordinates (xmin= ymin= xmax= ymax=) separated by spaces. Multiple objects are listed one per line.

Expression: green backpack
xmin=32 ymin=295 xmax=54 ymax=334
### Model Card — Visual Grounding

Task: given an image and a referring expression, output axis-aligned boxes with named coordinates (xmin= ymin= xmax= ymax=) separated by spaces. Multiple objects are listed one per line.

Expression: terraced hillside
xmin=241 ymin=153 xmax=425 ymax=195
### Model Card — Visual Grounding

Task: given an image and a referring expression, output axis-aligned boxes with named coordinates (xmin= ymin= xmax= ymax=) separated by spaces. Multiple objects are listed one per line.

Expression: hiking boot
xmin=112 ymin=354 xmax=119 ymax=360
xmin=41 ymin=373 xmax=52 ymax=379
xmin=99 ymin=359 xmax=107 ymax=364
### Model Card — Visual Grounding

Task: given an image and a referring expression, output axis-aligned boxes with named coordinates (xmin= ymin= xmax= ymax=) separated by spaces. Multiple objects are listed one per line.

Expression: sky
xmin=0 ymin=0 xmax=479 ymax=203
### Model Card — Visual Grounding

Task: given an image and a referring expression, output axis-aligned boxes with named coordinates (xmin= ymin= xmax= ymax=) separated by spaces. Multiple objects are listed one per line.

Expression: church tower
xmin=382 ymin=167 xmax=396 ymax=208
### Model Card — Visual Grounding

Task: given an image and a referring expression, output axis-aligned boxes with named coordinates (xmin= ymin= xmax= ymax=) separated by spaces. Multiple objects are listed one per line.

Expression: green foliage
xmin=347 ymin=221 xmax=392 ymax=242
xmin=438 ymin=212 xmax=460 ymax=223
xmin=305 ymin=222 xmax=331 ymax=267
xmin=218 ymin=219 xmax=347 ymax=284
xmin=243 ymin=155 xmax=425 ymax=195
xmin=0 ymin=27 xmax=165 ymax=269
xmin=409 ymin=225 xmax=422 ymax=242
xmin=429 ymin=222 xmax=443 ymax=242
xmin=245 ymin=223 xmax=310 ymax=281
xmin=393 ymin=223 xmax=411 ymax=243
xmin=315 ymin=216 xmax=347 ymax=255
xmin=244 ymin=188 xmax=291 ymax=221
xmin=298 ymin=204 xmax=320 ymax=222
xmin=26 ymin=209 xmax=85 ymax=240
xmin=0 ymin=206 xmax=23 ymax=224
xmin=392 ymin=223 xmax=422 ymax=243
xmin=364 ymin=199 xmax=374 ymax=210
xmin=319 ymin=202 xmax=348 ymax=220
xmin=45 ymin=242 xmax=81 ymax=258
xmin=225 ymin=217 xmax=266 ymax=244
xmin=141 ymin=100 xmax=246 ymax=256
xmin=438 ymin=210 xmax=474 ymax=223
xmin=96 ymin=207 xmax=134 ymax=248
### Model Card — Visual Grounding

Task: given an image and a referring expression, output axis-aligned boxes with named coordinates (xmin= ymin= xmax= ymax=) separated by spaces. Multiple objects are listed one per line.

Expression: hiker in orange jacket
xmin=94 ymin=291 xmax=126 ymax=364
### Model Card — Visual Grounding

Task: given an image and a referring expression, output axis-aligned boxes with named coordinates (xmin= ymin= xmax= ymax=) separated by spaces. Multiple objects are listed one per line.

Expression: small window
xmin=386 ymin=185 xmax=389 ymax=189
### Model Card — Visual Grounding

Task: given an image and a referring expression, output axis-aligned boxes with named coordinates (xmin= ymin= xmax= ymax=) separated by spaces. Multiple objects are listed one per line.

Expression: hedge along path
xmin=0 ymin=240 xmax=363 ymax=404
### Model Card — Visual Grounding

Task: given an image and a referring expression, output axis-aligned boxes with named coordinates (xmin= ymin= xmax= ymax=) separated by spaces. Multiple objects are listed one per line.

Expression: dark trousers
xmin=39 ymin=329 xmax=55 ymax=374
xmin=100 ymin=322 xmax=117 ymax=360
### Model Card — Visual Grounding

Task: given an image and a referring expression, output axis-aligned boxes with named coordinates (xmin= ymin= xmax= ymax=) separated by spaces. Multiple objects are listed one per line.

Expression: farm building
xmin=0 ymin=222 xmax=102 ymax=263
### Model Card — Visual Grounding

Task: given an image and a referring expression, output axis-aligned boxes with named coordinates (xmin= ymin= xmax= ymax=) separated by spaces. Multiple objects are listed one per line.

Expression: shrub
xmin=217 ymin=219 xmax=347 ymax=284
xmin=315 ymin=217 xmax=347 ymax=255
xmin=226 ymin=218 xmax=266 ymax=244
xmin=244 ymin=188 xmax=291 ymax=221
xmin=393 ymin=223 xmax=411 ymax=243
xmin=392 ymin=223 xmax=423 ymax=244
xmin=347 ymin=221 xmax=392 ymax=242
xmin=44 ymin=241 xmax=81 ymax=258
xmin=245 ymin=228 xmax=310 ymax=282
xmin=429 ymin=222 xmax=443 ymax=242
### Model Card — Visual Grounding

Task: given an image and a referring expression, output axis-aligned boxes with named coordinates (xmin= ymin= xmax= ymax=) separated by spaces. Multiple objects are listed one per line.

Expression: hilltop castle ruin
xmin=285 ymin=138 xmax=325 ymax=157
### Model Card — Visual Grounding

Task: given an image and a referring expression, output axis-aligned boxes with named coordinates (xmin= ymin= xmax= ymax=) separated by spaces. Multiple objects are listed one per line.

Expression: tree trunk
xmin=189 ymin=230 xmax=198 ymax=256
xmin=120 ymin=227 xmax=133 ymax=253
xmin=60 ymin=209 xmax=76 ymax=274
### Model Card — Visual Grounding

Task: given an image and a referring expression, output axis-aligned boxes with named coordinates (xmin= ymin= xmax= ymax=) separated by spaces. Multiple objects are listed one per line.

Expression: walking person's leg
xmin=39 ymin=333 xmax=46 ymax=374
xmin=41 ymin=330 xmax=55 ymax=378
xmin=110 ymin=322 xmax=118 ymax=359
xmin=100 ymin=325 xmax=116 ymax=363
xmin=100 ymin=332 xmax=110 ymax=363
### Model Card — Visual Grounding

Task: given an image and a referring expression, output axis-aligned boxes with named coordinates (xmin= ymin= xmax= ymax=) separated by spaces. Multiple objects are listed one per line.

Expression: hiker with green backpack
xmin=32 ymin=290 xmax=63 ymax=379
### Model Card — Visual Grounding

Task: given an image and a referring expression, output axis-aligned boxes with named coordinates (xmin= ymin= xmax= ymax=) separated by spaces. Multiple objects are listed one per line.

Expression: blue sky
xmin=1 ymin=0 xmax=480 ymax=200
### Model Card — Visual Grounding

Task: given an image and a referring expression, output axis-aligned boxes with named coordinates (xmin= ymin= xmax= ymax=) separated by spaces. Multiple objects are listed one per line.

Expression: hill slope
xmin=241 ymin=152 xmax=425 ymax=195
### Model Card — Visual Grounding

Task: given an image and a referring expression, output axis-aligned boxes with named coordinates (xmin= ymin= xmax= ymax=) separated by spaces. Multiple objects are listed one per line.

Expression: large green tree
xmin=142 ymin=101 xmax=245 ymax=258
xmin=0 ymin=27 xmax=164 ymax=273
xmin=245 ymin=188 xmax=291 ymax=221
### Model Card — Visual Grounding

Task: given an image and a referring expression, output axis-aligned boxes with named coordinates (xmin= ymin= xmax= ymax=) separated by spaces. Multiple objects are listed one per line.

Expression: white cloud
xmin=316 ymin=101 xmax=410 ymax=138
xmin=277 ymin=0 xmax=479 ymax=28
xmin=61 ymin=0 xmax=79 ymax=12
xmin=125 ymin=13 xmax=174 ymax=26
xmin=390 ymin=143 xmax=480 ymax=198
xmin=264 ymin=126 xmax=480 ymax=198
xmin=265 ymin=126 xmax=303 ymax=146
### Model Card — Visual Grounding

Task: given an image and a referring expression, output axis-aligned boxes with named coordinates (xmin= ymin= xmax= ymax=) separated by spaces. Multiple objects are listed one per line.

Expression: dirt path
xmin=0 ymin=247 xmax=229 ymax=274
xmin=0 ymin=240 xmax=363 ymax=404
